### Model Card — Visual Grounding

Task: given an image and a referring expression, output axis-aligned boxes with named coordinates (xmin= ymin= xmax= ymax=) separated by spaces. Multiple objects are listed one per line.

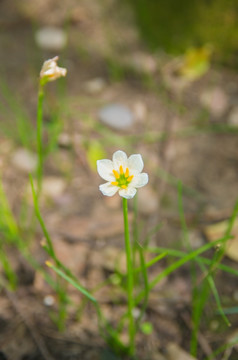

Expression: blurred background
xmin=1 ymin=0 xmax=238 ymax=87
xmin=1 ymin=0 xmax=238 ymax=215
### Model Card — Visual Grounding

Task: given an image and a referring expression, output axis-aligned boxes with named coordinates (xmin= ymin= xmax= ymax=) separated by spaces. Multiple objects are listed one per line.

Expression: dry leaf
xmin=204 ymin=219 xmax=238 ymax=261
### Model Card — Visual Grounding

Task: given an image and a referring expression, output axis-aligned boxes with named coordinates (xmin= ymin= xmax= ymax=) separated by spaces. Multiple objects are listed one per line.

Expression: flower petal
xmin=119 ymin=187 xmax=137 ymax=199
xmin=128 ymin=154 xmax=144 ymax=174
xmin=112 ymin=150 xmax=128 ymax=171
xmin=99 ymin=182 xmax=119 ymax=197
xmin=97 ymin=159 xmax=114 ymax=181
xmin=40 ymin=57 xmax=67 ymax=82
xmin=130 ymin=173 xmax=148 ymax=188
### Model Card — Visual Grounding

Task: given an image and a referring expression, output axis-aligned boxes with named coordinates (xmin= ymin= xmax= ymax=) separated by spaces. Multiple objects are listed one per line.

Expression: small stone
xmin=210 ymin=319 xmax=219 ymax=331
xmin=132 ymin=307 xmax=140 ymax=319
xmin=133 ymin=101 xmax=147 ymax=122
xmin=98 ymin=104 xmax=134 ymax=130
xmin=58 ymin=133 xmax=72 ymax=148
xmin=12 ymin=148 xmax=37 ymax=173
xmin=42 ymin=176 xmax=66 ymax=199
xmin=35 ymin=27 xmax=67 ymax=51
xmin=188 ymin=230 xmax=204 ymax=249
xmin=85 ymin=78 xmax=106 ymax=94
xmin=131 ymin=52 xmax=157 ymax=73
xmin=200 ymin=87 xmax=229 ymax=117
xmin=100 ymin=247 xmax=127 ymax=273
xmin=228 ymin=106 xmax=238 ymax=126
xmin=43 ymin=295 xmax=55 ymax=307
xmin=137 ymin=187 xmax=158 ymax=215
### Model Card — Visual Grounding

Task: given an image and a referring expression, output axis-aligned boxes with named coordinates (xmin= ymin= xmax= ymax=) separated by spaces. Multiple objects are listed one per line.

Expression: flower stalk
xmin=123 ymin=197 xmax=135 ymax=356
xmin=97 ymin=150 xmax=148 ymax=355
xmin=36 ymin=84 xmax=44 ymax=193
xmin=36 ymin=56 xmax=67 ymax=194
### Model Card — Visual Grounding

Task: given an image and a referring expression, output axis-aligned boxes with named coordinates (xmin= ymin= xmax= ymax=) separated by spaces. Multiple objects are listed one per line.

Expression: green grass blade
xmin=206 ymin=334 xmax=238 ymax=360
xmin=135 ymin=235 xmax=231 ymax=306
xmin=134 ymin=252 xmax=167 ymax=273
xmin=0 ymin=178 xmax=18 ymax=238
xmin=145 ymin=247 xmax=238 ymax=277
xmin=0 ymin=246 xmax=17 ymax=290
xmin=206 ymin=272 xmax=230 ymax=326
xmin=30 ymin=175 xmax=56 ymax=258
xmin=46 ymin=261 xmax=97 ymax=303
xmin=178 ymin=181 xmax=200 ymax=356
xmin=136 ymin=243 xmax=149 ymax=325
xmin=30 ymin=175 xmax=84 ymax=284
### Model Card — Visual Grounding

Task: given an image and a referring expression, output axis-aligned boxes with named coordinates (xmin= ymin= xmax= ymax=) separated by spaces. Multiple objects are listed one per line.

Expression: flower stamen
xmin=111 ymin=165 xmax=134 ymax=189
xmin=111 ymin=181 xmax=118 ymax=186
xmin=113 ymin=169 xmax=120 ymax=179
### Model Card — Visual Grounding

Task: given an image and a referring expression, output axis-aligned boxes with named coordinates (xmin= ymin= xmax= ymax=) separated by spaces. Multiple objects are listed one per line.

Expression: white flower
xmin=40 ymin=56 xmax=67 ymax=83
xmin=97 ymin=150 xmax=148 ymax=199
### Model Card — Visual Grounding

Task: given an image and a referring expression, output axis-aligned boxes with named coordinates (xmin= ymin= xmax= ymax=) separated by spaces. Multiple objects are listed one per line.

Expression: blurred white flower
xmin=97 ymin=150 xmax=148 ymax=199
xmin=40 ymin=56 xmax=67 ymax=84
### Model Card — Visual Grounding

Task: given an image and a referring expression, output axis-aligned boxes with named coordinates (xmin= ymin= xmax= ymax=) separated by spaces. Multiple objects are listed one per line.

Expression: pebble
xmin=43 ymin=295 xmax=55 ymax=307
xmin=98 ymin=247 xmax=127 ymax=274
xmin=228 ymin=106 xmax=238 ymax=126
xmin=85 ymin=78 xmax=106 ymax=94
xmin=188 ymin=230 xmax=204 ymax=249
xmin=98 ymin=104 xmax=134 ymax=130
xmin=209 ymin=319 xmax=219 ymax=331
xmin=58 ymin=133 xmax=72 ymax=148
xmin=132 ymin=307 xmax=141 ymax=319
xmin=42 ymin=176 xmax=66 ymax=199
xmin=11 ymin=148 xmax=37 ymax=173
xmin=131 ymin=52 xmax=157 ymax=74
xmin=200 ymin=87 xmax=229 ymax=117
xmin=133 ymin=101 xmax=147 ymax=122
xmin=35 ymin=27 xmax=67 ymax=51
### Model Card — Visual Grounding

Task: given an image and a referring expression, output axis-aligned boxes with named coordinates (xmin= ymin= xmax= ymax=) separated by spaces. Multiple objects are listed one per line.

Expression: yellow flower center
xmin=111 ymin=165 xmax=134 ymax=189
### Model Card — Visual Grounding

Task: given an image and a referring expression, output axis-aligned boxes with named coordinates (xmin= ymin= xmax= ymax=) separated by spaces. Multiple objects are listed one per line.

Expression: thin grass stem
xmin=122 ymin=197 xmax=135 ymax=356
xmin=36 ymin=86 xmax=44 ymax=194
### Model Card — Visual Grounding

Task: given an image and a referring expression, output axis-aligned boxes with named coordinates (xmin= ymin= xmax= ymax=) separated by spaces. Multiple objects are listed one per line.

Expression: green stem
xmin=36 ymin=85 xmax=45 ymax=194
xmin=122 ymin=197 xmax=135 ymax=356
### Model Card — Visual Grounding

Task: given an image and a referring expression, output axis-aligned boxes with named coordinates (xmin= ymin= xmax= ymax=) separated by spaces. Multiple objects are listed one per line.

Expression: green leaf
xmin=86 ymin=140 xmax=106 ymax=171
